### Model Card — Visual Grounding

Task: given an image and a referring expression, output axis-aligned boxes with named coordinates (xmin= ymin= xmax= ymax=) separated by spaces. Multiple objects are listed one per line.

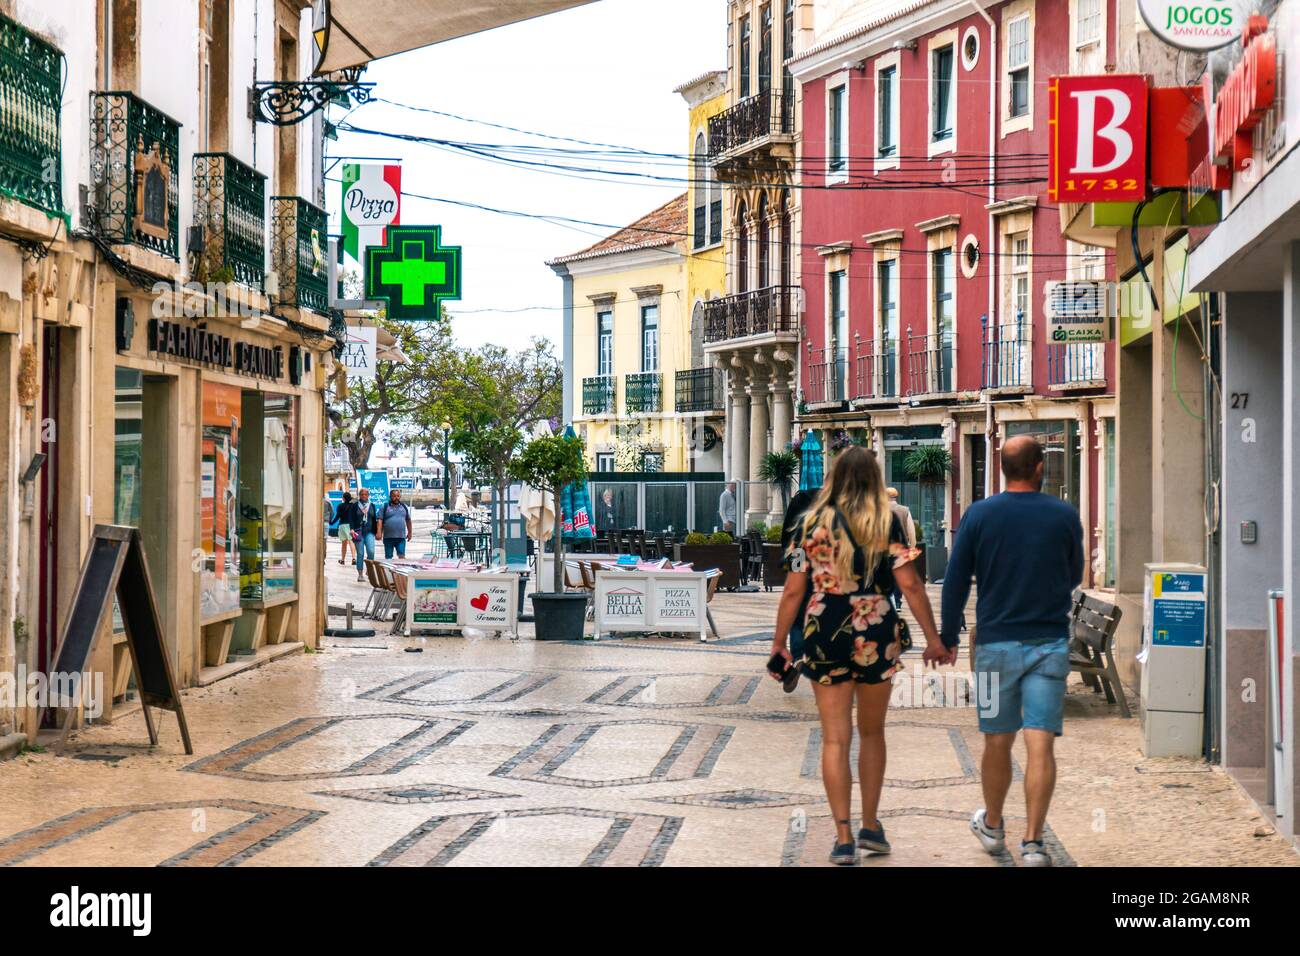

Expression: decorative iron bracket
xmin=249 ymin=67 xmax=374 ymax=126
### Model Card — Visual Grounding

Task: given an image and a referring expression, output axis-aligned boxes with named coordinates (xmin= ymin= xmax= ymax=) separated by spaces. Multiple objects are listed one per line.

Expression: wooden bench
xmin=1068 ymin=591 xmax=1130 ymax=717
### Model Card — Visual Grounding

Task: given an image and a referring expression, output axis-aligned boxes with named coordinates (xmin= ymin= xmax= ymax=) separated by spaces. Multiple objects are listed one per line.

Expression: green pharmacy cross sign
xmin=364 ymin=225 xmax=462 ymax=321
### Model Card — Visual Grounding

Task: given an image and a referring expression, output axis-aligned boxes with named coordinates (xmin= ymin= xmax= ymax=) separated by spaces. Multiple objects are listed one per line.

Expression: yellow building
xmin=548 ymin=72 xmax=728 ymax=477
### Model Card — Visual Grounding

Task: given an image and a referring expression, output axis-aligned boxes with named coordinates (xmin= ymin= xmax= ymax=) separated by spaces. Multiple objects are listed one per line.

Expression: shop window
xmin=201 ymin=381 xmax=242 ymax=617
xmin=238 ymin=392 xmax=298 ymax=601
xmin=1006 ymin=419 xmax=1081 ymax=509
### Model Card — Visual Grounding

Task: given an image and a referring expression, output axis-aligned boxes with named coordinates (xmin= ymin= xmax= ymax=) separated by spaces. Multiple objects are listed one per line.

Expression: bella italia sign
xmin=1138 ymin=0 xmax=1245 ymax=50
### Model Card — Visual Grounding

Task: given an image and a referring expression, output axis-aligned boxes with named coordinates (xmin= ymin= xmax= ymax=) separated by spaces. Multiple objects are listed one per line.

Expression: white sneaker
xmin=1020 ymin=840 xmax=1052 ymax=867
xmin=970 ymin=808 xmax=1006 ymax=854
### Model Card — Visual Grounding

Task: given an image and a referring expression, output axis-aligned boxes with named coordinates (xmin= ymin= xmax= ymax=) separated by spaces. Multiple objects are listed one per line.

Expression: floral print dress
xmin=795 ymin=510 xmax=921 ymax=686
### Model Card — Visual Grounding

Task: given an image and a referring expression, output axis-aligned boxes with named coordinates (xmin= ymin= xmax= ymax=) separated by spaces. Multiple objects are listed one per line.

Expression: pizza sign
xmin=1049 ymin=75 xmax=1149 ymax=203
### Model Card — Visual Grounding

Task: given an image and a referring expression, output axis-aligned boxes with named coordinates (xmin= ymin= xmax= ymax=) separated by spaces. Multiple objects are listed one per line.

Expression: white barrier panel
xmin=593 ymin=569 xmax=711 ymax=641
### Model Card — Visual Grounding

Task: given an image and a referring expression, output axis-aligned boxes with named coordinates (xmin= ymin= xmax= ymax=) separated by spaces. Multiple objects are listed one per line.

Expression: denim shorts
xmin=972 ymin=638 xmax=1070 ymax=735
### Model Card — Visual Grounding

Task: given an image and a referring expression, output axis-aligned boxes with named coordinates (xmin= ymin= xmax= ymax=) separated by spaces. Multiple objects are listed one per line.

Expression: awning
xmin=313 ymin=0 xmax=600 ymax=75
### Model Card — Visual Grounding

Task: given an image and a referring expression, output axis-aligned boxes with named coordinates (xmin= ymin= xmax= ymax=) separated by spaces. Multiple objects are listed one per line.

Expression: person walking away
xmin=885 ymin=487 xmax=916 ymax=610
xmin=718 ymin=482 xmax=737 ymax=534
xmin=351 ymin=488 xmax=378 ymax=581
xmin=380 ymin=488 xmax=414 ymax=559
xmin=941 ymin=435 xmax=1083 ymax=867
xmin=336 ymin=491 xmax=354 ymax=566
xmin=771 ymin=446 xmax=952 ymax=865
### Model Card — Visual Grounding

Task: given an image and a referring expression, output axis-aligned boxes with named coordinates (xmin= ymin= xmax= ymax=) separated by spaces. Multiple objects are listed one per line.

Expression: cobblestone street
xmin=1 ymin=562 xmax=1293 ymax=868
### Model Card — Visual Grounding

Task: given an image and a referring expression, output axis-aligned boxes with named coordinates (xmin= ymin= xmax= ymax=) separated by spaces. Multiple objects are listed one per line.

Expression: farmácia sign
xmin=1138 ymin=0 xmax=1245 ymax=51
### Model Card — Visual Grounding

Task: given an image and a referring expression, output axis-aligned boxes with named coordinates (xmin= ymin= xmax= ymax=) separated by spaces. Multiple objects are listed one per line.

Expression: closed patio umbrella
xmin=561 ymin=424 xmax=595 ymax=540
xmin=799 ymin=429 xmax=824 ymax=491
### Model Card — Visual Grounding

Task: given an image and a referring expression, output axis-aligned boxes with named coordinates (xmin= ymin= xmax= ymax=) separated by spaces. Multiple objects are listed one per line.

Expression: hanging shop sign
xmin=1188 ymin=18 xmax=1277 ymax=193
xmin=341 ymin=163 xmax=401 ymax=263
xmin=340 ymin=324 xmax=377 ymax=381
xmin=1137 ymin=0 xmax=1245 ymax=52
xmin=363 ymin=224 xmax=462 ymax=321
xmin=147 ymin=319 xmax=284 ymax=381
xmin=1045 ymin=281 xmax=1112 ymax=343
xmin=1049 ymin=74 xmax=1148 ymax=203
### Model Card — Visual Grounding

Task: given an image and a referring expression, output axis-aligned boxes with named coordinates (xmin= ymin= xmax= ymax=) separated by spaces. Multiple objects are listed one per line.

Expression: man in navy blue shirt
xmin=941 ymin=435 xmax=1083 ymax=867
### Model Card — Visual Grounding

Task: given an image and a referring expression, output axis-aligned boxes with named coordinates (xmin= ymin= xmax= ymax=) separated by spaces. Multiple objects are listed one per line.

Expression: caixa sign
xmin=1048 ymin=75 xmax=1149 ymax=203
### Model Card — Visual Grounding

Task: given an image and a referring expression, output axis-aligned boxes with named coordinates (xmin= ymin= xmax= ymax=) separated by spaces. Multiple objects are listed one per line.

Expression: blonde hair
xmin=800 ymin=445 xmax=892 ymax=588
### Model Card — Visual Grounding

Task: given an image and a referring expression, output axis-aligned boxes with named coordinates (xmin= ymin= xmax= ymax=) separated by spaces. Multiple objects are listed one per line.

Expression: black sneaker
xmin=856 ymin=822 xmax=891 ymax=854
xmin=828 ymin=842 xmax=857 ymax=865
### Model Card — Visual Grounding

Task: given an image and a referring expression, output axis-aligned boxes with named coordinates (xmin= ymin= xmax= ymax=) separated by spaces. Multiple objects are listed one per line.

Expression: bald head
xmin=1001 ymin=435 xmax=1044 ymax=488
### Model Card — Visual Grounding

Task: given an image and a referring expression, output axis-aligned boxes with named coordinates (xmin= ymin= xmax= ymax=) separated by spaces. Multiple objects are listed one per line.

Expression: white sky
xmin=328 ymin=0 xmax=727 ymax=349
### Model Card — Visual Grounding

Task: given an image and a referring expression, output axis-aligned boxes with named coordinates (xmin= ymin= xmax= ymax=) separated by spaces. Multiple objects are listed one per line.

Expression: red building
xmin=788 ymin=0 xmax=1118 ymax=587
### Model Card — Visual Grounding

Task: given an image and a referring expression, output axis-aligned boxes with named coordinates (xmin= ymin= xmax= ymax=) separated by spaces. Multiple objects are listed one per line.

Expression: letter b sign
xmin=1049 ymin=75 xmax=1148 ymax=203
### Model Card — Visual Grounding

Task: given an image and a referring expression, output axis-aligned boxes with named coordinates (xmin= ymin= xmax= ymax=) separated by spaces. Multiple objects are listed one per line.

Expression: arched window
xmin=779 ymin=191 xmax=792 ymax=289
xmin=736 ymin=202 xmax=749 ymax=295
xmin=708 ymin=163 xmax=722 ymax=245
xmin=693 ymin=132 xmax=707 ymax=250
xmin=757 ymin=194 xmax=770 ymax=289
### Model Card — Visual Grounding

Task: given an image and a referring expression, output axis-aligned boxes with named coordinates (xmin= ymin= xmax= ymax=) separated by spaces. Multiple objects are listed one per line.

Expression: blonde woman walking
xmin=770 ymin=446 xmax=954 ymax=865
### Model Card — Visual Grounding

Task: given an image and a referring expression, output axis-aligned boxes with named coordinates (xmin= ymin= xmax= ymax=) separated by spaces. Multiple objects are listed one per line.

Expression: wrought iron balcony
xmin=675 ymin=366 xmax=723 ymax=413
xmin=0 ymin=14 xmax=62 ymax=218
xmin=625 ymin=371 xmax=662 ymax=413
xmin=852 ymin=338 xmax=898 ymax=402
xmin=707 ymin=91 xmax=794 ymax=163
xmin=270 ymin=195 xmax=328 ymax=313
xmin=1047 ymin=341 xmax=1107 ymax=389
xmin=582 ymin=375 xmax=616 ymax=416
xmin=981 ymin=315 xmax=1033 ymax=392
xmin=905 ymin=329 xmax=956 ymax=398
xmin=193 ymin=153 xmax=267 ymax=288
xmin=89 ymin=91 xmax=181 ymax=259
xmin=804 ymin=344 xmax=849 ymax=406
xmin=702 ymin=285 xmax=800 ymax=344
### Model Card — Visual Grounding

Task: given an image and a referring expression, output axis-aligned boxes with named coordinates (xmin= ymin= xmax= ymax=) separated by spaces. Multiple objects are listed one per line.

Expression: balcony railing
xmin=675 ymin=367 xmax=723 ymax=413
xmin=702 ymin=285 xmax=800 ymax=344
xmin=193 ymin=152 xmax=267 ymax=288
xmin=805 ymin=344 xmax=849 ymax=406
xmin=271 ymin=195 xmax=328 ymax=313
xmin=0 ymin=14 xmax=62 ymax=217
xmin=905 ymin=329 xmax=956 ymax=398
xmin=852 ymin=338 xmax=898 ymax=402
xmin=1047 ymin=342 xmax=1107 ymax=388
xmin=89 ymin=91 xmax=181 ymax=259
xmin=625 ymin=371 xmax=662 ymax=413
xmin=582 ymin=375 xmax=616 ymax=415
xmin=981 ymin=315 xmax=1032 ymax=391
xmin=707 ymin=91 xmax=794 ymax=161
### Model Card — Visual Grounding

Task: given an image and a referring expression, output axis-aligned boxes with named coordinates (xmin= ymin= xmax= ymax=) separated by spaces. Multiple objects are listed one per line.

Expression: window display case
xmin=238 ymin=391 xmax=298 ymax=601
xmin=201 ymin=382 xmax=242 ymax=618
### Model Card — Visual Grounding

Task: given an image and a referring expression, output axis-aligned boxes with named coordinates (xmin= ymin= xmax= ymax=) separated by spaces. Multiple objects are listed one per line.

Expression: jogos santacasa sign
xmin=1138 ymin=0 xmax=1246 ymax=52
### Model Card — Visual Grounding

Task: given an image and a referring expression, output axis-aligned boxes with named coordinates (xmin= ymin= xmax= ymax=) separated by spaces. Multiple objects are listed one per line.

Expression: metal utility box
xmin=1139 ymin=564 xmax=1207 ymax=757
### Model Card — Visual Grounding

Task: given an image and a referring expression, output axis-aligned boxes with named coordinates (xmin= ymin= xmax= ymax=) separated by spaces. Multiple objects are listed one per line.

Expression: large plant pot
xmin=530 ymin=592 xmax=588 ymax=641
xmin=762 ymin=542 xmax=788 ymax=590
xmin=673 ymin=543 xmax=742 ymax=589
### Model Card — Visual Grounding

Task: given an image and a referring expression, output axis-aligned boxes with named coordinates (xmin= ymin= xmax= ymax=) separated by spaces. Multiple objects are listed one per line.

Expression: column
xmin=768 ymin=363 xmax=793 ymax=523
xmin=1281 ymin=241 xmax=1300 ymax=834
xmin=1113 ymin=332 xmax=1153 ymax=688
xmin=746 ymin=361 xmax=770 ymax=524
xmin=728 ymin=361 xmax=750 ymax=484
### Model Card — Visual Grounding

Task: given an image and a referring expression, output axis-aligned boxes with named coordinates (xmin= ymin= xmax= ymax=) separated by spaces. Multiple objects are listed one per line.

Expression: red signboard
xmin=1210 ymin=20 xmax=1276 ymax=171
xmin=1049 ymin=74 xmax=1149 ymax=203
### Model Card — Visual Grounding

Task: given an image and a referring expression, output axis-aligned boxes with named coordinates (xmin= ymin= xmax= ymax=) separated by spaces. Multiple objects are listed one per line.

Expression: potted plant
xmin=675 ymin=529 xmax=743 ymax=589
xmin=758 ymin=449 xmax=799 ymax=515
xmin=761 ymin=523 xmax=787 ymax=590
xmin=901 ymin=445 xmax=952 ymax=581
xmin=509 ymin=432 xmax=590 ymax=640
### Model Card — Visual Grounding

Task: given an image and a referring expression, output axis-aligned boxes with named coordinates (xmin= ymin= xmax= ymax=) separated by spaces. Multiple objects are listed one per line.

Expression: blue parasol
xmin=561 ymin=425 xmax=596 ymax=539
xmin=798 ymin=429 xmax=824 ymax=491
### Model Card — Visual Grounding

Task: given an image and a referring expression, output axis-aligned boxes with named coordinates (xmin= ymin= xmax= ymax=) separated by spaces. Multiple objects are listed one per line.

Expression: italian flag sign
xmin=341 ymin=163 xmax=401 ymax=264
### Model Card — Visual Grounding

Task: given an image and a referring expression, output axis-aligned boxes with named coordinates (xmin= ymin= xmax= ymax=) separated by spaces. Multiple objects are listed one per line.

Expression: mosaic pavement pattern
xmin=0 ymin=582 xmax=1295 ymax=867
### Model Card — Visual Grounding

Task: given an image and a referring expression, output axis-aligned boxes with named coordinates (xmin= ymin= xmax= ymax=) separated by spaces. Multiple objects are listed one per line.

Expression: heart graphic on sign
xmin=470 ymin=593 xmax=490 ymax=611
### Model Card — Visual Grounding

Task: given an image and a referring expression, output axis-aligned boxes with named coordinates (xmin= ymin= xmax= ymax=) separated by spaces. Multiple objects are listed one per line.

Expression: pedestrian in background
xmin=885 ymin=487 xmax=916 ymax=610
xmin=718 ymin=481 xmax=737 ymax=534
xmin=379 ymin=488 xmax=414 ymax=559
xmin=336 ymin=491 xmax=354 ymax=566
xmin=770 ymin=446 xmax=950 ymax=865
xmin=351 ymin=487 xmax=377 ymax=581
xmin=941 ymin=435 xmax=1084 ymax=868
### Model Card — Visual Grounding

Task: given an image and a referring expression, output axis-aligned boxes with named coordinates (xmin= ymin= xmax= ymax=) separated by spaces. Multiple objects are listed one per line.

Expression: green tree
xmin=336 ymin=318 xmax=456 ymax=473
xmin=758 ymin=449 xmax=800 ymax=514
xmin=508 ymin=433 xmax=588 ymax=593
